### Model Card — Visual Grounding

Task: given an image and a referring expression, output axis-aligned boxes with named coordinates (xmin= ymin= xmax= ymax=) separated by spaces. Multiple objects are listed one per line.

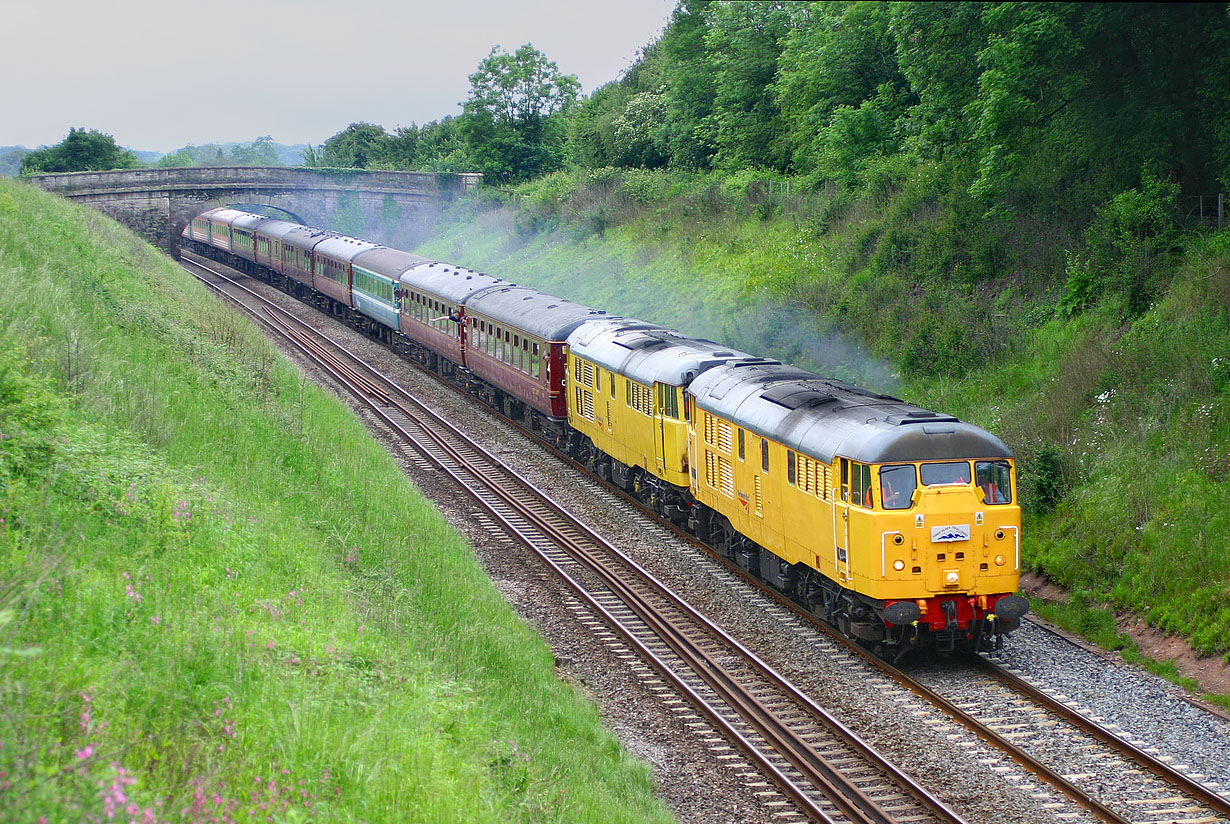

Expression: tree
xmin=413 ymin=117 xmax=472 ymax=172
xmin=460 ymin=44 xmax=580 ymax=182
xmin=231 ymin=135 xmax=279 ymax=166
xmin=775 ymin=2 xmax=912 ymax=179
xmin=700 ymin=1 xmax=810 ymax=172
xmin=658 ymin=0 xmax=719 ymax=170
xmin=156 ymin=149 xmax=194 ymax=168
xmin=318 ymin=122 xmax=393 ymax=169
xmin=20 ymin=128 xmax=140 ymax=174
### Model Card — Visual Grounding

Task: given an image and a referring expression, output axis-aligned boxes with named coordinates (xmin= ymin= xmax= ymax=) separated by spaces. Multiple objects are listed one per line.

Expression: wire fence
xmin=1182 ymin=194 xmax=1224 ymax=229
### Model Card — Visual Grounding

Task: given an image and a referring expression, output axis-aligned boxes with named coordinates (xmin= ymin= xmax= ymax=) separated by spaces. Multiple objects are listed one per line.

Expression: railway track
xmin=182 ymin=251 xmax=1229 ymax=824
xmin=183 ymin=255 xmax=967 ymax=824
xmin=716 ymin=563 xmax=1230 ymax=824
xmin=694 ymin=545 xmax=1230 ymax=824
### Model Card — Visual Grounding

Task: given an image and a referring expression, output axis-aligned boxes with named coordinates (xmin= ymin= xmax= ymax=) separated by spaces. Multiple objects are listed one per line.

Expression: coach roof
xmin=465 ymin=285 xmax=608 ymax=341
xmin=401 ymin=261 xmax=509 ymax=305
xmin=352 ymin=246 xmax=432 ymax=279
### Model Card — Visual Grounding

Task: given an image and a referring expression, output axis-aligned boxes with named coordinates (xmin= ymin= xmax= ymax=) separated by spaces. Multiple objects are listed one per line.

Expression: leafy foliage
xmin=19 ymin=128 xmax=139 ymax=174
xmin=460 ymin=44 xmax=580 ymax=182
xmin=1060 ymin=173 xmax=1181 ymax=316
xmin=313 ymin=122 xmax=393 ymax=168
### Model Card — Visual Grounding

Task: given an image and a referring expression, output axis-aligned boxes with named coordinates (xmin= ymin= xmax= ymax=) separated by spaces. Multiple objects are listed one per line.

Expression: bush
xmin=1029 ymin=444 xmax=1067 ymax=514
xmin=1060 ymin=172 xmax=1180 ymax=316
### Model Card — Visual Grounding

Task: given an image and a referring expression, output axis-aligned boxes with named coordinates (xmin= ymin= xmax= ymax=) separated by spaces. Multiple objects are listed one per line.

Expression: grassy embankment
xmin=0 ymin=177 xmax=674 ymax=822
xmin=415 ymin=170 xmax=1229 ymax=707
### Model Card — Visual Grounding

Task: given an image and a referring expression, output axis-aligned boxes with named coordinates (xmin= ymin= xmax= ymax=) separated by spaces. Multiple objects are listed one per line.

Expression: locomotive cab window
xmin=975 ymin=460 xmax=1013 ymax=504
xmin=920 ymin=461 xmax=970 ymax=487
xmin=880 ymin=464 xmax=917 ymax=510
xmin=657 ymin=384 xmax=679 ymax=419
xmin=841 ymin=459 xmax=874 ymax=508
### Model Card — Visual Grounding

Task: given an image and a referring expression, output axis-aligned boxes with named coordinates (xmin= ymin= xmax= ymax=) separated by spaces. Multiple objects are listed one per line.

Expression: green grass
xmin=416 ymin=170 xmax=1229 ymax=703
xmin=0 ymin=179 xmax=673 ymax=823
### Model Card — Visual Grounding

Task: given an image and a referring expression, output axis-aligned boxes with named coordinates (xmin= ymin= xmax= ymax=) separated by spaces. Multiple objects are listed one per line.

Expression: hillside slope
xmin=415 ymin=173 xmax=1229 ymax=701
xmin=0 ymin=178 xmax=672 ymax=823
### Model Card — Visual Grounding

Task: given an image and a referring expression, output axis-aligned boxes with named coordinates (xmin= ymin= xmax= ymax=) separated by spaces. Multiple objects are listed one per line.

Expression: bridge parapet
xmin=28 ymin=166 xmax=481 ymax=254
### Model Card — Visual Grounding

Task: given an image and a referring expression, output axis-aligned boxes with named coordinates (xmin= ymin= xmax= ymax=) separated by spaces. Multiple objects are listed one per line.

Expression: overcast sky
xmin=2 ymin=0 xmax=675 ymax=153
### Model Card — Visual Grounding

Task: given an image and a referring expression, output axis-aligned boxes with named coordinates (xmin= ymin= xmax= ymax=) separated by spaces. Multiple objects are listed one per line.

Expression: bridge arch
xmin=29 ymin=166 xmax=480 ymax=256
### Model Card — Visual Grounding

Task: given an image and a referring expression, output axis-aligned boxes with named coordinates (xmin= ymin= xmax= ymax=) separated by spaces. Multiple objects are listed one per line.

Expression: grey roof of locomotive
xmin=567 ymin=317 xmax=760 ymax=387
xmin=465 ymin=284 xmax=610 ymax=341
xmin=688 ymin=360 xmax=1012 ymax=465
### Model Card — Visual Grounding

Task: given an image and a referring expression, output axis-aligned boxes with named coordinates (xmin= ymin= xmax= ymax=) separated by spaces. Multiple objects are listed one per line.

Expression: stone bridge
xmin=28 ymin=166 xmax=481 ymax=256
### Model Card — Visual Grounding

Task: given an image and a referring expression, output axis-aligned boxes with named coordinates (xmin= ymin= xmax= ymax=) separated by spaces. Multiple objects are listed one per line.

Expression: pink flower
xmin=75 ymin=745 xmax=93 ymax=760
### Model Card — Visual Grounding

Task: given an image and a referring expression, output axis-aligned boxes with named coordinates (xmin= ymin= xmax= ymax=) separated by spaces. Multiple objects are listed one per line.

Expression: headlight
xmin=995 ymin=554 xmax=1006 ymax=566
xmin=944 ymin=570 xmax=960 ymax=587
xmin=892 ymin=559 xmax=906 ymax=571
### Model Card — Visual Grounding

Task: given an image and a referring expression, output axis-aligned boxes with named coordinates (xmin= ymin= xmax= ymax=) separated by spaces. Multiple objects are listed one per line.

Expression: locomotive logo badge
xmin=931 ymin=524 xmax=971 ymax=543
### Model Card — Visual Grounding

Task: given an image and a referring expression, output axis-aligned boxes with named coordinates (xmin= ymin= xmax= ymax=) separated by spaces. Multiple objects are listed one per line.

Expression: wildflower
xmin=150 ymin=616 xmax=161 ymax=625
xmin=76 ymin=745 xmax=94 ymax=760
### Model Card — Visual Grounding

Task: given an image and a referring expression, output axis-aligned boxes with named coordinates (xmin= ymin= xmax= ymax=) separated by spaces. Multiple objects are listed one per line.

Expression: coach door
xmin=834 ymin=458 xmax=852 ymax=582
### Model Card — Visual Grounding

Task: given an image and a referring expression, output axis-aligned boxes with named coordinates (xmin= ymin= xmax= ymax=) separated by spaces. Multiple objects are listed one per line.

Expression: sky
xmin=1 ymin=0 xmax=675 ymax=154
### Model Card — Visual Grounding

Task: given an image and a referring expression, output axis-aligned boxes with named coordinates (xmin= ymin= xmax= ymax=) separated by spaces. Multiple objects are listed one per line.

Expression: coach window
xmin=531 ymin=343 xmax=541 ymax=378
xmin=738 ymin=429 xmax=745 ymax=461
